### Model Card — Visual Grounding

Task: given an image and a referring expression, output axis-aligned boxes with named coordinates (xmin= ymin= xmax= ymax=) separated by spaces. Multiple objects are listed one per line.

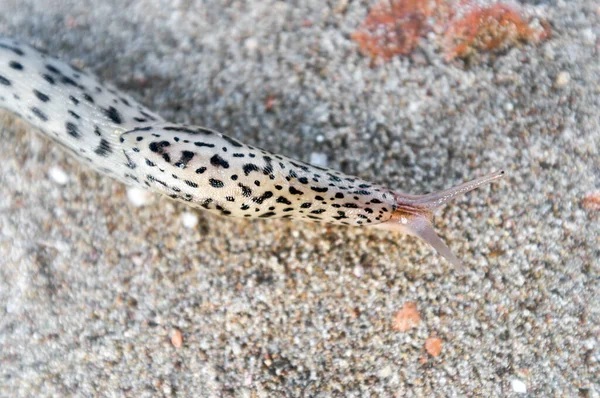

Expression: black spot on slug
xmin=0 ymin=75 xmax=11 ymax=85
xmin=31 ymin=107 xmax=48 ymax=121
xmin=174 ymin=151 xmax=195 ymax=169
xmin=46 ymin=64 xmax=61 ymax=74
xmin=83 ymin=93 xmax=94 ymax=103
xmin=42 ymin=74 xmax=55 ymax=85
xmin=194 ymin=141 xmax=215 ymax=148
xmin=289 ymin=187 xmax=303 ymax=195
xmin=33 ymin=90 xmax=50 ymax=102
xmin=238 ymin=183 xmax=252 ymax=197
xmin=210 ymin=154 xmax=230 ymax=169
xmin=243 ymin=164 xmax=260 ymax=176
xmin=209 ymin=178 xmax=224 ymax=188
xmin=103 ymin=106 xmax=122 ymax=124
xmin=276 ymin=196 xmax=292 ymax=205
xmin=9 ymin=61 xmax=23 ymax=70
xmin=94 ymin=139 xmax=112 ymax=157
xmin=222 ymin=135 xmax=243 ymax=147
xmin=259 ymin=212 xmax=276 ymax=218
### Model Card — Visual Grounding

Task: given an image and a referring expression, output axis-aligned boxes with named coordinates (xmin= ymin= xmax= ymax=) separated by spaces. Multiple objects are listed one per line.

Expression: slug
xmin=0 ymin=35 xmax=504 ymax=267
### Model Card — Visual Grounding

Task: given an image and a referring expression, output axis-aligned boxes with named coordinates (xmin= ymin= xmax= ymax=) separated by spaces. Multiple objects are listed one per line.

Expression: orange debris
xmin=425 ymin=337 xmax=443 ymax=357
xmin=171 ymin=329 xmax=183 ymax=348
xmin=351 ymin=0 xmax=550 ymax=63
xmin=351 ymin=0 xmax=435 ymax=62
xmin=392 ymin=302 xmax=421 ymax=332
xmin=582 ymin=192 xmax=600 ymax=211
xmin=443 ymin=4 xmax=550 ymax=61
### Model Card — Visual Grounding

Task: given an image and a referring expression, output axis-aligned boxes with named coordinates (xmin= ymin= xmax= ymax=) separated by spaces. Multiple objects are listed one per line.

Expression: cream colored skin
xmin=0 ymin=35 xmax=504 ymax=267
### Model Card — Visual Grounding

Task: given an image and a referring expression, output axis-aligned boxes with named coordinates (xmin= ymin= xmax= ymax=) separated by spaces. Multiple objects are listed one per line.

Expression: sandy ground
xmin=0 ymin=0 xmax=598 ymax=396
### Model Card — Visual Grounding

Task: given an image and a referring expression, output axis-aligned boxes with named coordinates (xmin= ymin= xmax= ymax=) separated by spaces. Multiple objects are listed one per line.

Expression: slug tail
xmin=374 ymin=170 xmax=504 ymax=269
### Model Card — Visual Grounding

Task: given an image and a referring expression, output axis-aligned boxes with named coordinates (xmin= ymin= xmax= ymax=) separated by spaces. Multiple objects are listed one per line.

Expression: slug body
xmin=0 ymin=36 xmax=503 ymax=267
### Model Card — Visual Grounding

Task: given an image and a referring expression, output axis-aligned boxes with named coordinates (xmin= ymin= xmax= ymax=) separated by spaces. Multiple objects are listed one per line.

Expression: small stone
xmin=511 ymin=378 xmax=527 ymax=394
xmin=171 ymin=329 xmax=183 ymax=348
xmin=49 ymin=166 xmax=69 ymax=185
xmin=555 ymin=71 xmax=571 ymax=88
xmin=425 ymin=337 xmax=442 ymax=357
xmin=127 ymin=187 xmax=150 ymax=207
xmin=245 ymin=37 xmax=258 ymax=51
xmin=504 ymin=102 xmax=514 ymax=112
xmin=333 ymin=0 xmax=348 ymax=13
xmin=181 ymin=211 xmax=199 ymax=229
xmin=353 ymin=265 xmax=364 ymax=278
xmin=379 ymin=365 xmax=392 ymax=378
xmin=583 ymin=338 xmax=596 ymax=350
xmin=392 ymin=302 xmax=421 ymax=332
xmin=581 ymin=28 xmax=597 ymax=46
xmin=309 ymin=152 xmax=328 ymax=168
xmin=582 ymin=192 xmax=600 ymax=211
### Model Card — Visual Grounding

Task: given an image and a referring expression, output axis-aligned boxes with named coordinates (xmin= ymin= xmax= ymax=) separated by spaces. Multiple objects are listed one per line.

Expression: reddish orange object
xmin=582 ymin=192 xmax=600 ymax=211
xmin=392 ymin=302 xmax=421 ymax=332
xmin=352 ymin=0 xmax=550 ymax=63
xmin=351 ymin=0 xmax=436 ymax=62
xmin=443 ymin=4 xmax=550 ymax=61
xmin=425 ymin=337 xmax=443 ymax=357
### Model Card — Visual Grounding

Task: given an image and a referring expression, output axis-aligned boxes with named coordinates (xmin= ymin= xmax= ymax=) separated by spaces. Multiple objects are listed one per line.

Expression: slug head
xmin=374 ymin=170 xmax=505 ymax=270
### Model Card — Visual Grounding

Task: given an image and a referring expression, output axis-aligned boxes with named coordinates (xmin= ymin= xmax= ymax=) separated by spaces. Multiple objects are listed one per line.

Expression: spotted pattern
xmin=0 ymin=35 xmax=399 ymax=227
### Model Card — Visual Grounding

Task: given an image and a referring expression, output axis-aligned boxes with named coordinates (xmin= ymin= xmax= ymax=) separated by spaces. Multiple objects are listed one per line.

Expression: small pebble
xmin=392 ymin=302 xmax=421 ymax=332
xmin=126 ymin=187 xmax=150 ymax=207
xmin=581 ymin=28 xmax=597 ymax=46
xmin=49 ymin=166 xmax=69 ymax=185
xmin=425 ymin=337 xmax=442 ymax=357
xmin=511 ymin=378 xmax=527 ymax=394
xmin=309 ymin=152 xmax=328 ymax=167
xmin=379 ymin=365 xmax=392 ymax=378
xmin=171 ymin=329 xmax=183 ymax=348
xmin=181 ymin=211 xmax=199 ymax=228
xmin=555 ymin=71 xmax=571 ymax=88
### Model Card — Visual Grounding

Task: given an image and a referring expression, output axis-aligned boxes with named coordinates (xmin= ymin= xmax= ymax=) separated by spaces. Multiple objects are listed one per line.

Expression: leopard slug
xmin=0 ymin=35 xmax=504 ymax=267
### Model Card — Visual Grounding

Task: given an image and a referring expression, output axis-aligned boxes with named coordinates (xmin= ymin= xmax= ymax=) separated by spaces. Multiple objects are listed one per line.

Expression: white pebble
xmin=378 ymin=365 xmax=392 ymax=378
xmin=181 ymin=211 xmax=199 ymax=229
xmin=581 ymin=28 xmax=597 ymax=46
xmin=511 ymin=378 xmax=527 ymax=394
xmin=49 ymin=166 xmax=69 ymax=185
xmin=245 ymin=37 xmax=258 ymax=51
xmin=353 ymin=265 xmax=364 ymax=278
xmin=555 ymin=71 xmax=571 ymax=88
xmin=504 ymin=102 xmax=514 ymax=112
xmin=309 ymin=152 xmax=328 ymax=168
xmin=127 ymin=187 xmax=150 ymax=207
xmin=583 ymin=338 xmax=596 ymax=350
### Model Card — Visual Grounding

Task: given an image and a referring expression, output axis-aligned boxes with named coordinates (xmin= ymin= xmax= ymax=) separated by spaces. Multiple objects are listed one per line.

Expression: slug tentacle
xmin=373 ymin=171 xmax=505 ymax=268
xmin=0 ymin=34 xmax=505 ymax=266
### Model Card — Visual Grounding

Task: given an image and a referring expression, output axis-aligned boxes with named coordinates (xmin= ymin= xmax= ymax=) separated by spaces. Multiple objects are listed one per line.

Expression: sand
xmin=0 ymin=0 xmax=598 ymax=396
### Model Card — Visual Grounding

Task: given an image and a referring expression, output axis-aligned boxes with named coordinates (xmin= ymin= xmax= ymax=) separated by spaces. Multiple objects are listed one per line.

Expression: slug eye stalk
xmin=374 ymin=170 xmax=505 ymax=269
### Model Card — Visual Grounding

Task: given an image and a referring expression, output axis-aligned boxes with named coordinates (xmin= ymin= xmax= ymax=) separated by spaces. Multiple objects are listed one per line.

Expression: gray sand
xmin=0 ymin=0 xmax=598 ymax=396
